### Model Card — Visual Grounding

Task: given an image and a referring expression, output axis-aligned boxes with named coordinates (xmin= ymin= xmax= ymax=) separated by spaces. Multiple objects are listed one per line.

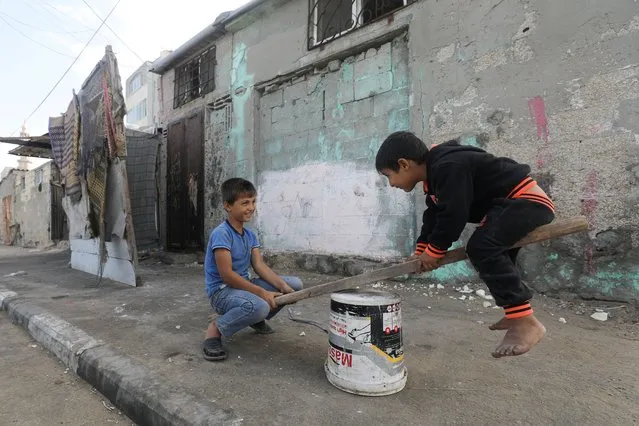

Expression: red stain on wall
xmin=528 ymin=96 xmax=549 ymax=168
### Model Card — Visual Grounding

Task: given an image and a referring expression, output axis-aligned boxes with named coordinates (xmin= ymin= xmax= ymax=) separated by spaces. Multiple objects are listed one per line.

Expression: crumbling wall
xmin=0 ymin=171 xmax=19 ymax=244
xmin=13 ymin=162 xmax=53 ymax=247
xmin=256 ymin=37 xmax=413 ymax=257
xmin=404 ymin=0 xmax=639 ymax=301
xmin=163 ymin=0 xmax=639 ymax=300
xmin=202 ymin=35 xmax=260 ymax=236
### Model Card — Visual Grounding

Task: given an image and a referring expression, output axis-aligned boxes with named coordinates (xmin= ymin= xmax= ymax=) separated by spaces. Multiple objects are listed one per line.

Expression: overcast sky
xmin=0 ymin=0 xmax=251 ymax=171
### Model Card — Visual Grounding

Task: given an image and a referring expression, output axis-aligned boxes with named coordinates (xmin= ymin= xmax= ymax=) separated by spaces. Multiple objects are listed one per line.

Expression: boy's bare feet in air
xmin=489 ymin=317 xmax=511 ymax=330
xmin=492 ymin=315 xmax=546 ymax=358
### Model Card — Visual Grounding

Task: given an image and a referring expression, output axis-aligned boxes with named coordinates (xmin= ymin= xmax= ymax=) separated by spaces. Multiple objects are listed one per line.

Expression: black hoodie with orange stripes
xmin=415 ymin=140 xmax=534 ymax=259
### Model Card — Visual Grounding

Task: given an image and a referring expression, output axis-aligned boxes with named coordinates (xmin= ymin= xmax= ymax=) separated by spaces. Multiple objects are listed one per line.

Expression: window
xmin=127 ymin=72 xmax=145 ymax=95
xmin=127 ymin=99 xmax=148 ymax=122
xmin=308 ymin=0 xmax=415 ymax=48
xmin=173 ymin=46 xmax=216 ymax=109
xmin=35 ymin=168 xmax=44 ymax=186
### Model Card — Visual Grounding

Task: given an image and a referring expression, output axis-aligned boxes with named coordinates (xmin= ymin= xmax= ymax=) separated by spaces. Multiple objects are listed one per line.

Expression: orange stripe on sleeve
xmin=519 ymin=195 xmax=555 ymax=212
xmin=512 ymin=180 xmax=537 ymax=199
xmin=506 ymin=177 xmax=533 ymax=199
xmin=425 ymin=244 xmax=446 ymax=259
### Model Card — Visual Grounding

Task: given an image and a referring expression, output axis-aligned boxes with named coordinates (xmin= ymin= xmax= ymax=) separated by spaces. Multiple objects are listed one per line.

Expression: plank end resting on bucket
xmin=275 ymin=216 xmax=589 ymax=306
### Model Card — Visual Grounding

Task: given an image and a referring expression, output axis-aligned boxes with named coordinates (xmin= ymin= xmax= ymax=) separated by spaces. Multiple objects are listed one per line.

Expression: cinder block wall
xmin=256 ymin=37 xmax=414 ymax=258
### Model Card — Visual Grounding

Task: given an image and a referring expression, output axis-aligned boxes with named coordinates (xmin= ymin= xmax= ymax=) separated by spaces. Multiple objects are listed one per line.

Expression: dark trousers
xmin=466 ymin=198 xmax=555 ymax=307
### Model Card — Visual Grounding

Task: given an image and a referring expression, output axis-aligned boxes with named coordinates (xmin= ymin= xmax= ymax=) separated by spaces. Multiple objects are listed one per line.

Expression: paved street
xmin=0 ymin=246 xmax=638 ymax=425
xmin=0 ymin=312 xmax=134 ymax=426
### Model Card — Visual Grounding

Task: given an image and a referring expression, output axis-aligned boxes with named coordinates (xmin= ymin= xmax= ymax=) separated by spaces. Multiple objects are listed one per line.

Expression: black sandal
xmin=250 ymin=320 xmax=274 ymax=335
xmin=202 ymin=337 xmax=227 ymax=361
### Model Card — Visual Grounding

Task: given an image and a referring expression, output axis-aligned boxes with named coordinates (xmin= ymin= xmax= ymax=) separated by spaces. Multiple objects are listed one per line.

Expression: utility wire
xmin=0 ymin=11 xmax=92 ymax=35
xmin=29 ymin=0 xmax=114 ymax=46
xmin=20 ymin=0 xmax=92 ymax=45
xmin=80 ymin=0 xmax=145 ymax=63
xmin=10 ymin=0 xmax=122 ymax=136
xmin=0 ymin=14 xmax=75 ymax=58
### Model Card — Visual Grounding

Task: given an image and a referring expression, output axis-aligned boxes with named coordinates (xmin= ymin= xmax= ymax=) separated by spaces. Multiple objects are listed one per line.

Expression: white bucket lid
xmin=330 ymin=289 xmax=400 ymax=306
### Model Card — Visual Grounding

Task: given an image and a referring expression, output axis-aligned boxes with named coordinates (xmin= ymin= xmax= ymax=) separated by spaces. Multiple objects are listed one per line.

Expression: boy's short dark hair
xmin=375 ymin=131 xmax=429 ymax=172
xmin=221 ymin=178 xmax=257 ymax=204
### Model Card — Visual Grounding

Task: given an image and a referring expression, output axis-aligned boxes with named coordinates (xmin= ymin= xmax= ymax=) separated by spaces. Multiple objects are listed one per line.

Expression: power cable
xmin=80 ymin=0 xmax=145 ymax=63
xmin=0 ymin=11 xmax=92 ymax=35
xmin=9 ymin=0 xmax=122 ymax=136
xmin=0 ymin=14 xmax=75 ymax=58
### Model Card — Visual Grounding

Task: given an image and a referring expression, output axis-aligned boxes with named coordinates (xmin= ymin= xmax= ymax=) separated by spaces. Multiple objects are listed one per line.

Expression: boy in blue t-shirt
xmin=202 ymin=178 xmax=303 ymax=361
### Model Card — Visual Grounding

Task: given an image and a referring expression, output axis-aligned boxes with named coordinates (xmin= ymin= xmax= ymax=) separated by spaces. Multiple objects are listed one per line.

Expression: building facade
xmin=0 ymin=169 xmax=23 ymax=245
xmin=151 ymin=0 xmax=639 ymax=301
xmin=10 ymin=161 xmax=67 ymax=247
xmin=125 ymin=61 xmax=161 ymax=132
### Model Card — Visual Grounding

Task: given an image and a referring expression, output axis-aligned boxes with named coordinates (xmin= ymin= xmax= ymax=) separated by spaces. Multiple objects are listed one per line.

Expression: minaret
xmin=17 ymin=122 xmax=32 ymax=171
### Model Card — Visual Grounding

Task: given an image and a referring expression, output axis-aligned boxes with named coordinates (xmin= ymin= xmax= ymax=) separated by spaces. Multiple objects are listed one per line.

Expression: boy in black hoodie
xmin=376 ymin=131 xmax=555 ymax=358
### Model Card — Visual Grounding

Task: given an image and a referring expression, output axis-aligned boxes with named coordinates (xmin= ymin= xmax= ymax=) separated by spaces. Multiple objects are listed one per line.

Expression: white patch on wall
xmin=474 ymin=48 xmax=509 ymax=72
xmin=436 ymin=43 xmax=456 ymax=63
xmin=452 ymin=85 xmax=478 ymax=107
xmin=600 ymin=15 xmax=639 ymax=40
xmin=257 ymin=162 xmax=413 ymax=258
xmin=513 ymin=39 xmax=534 ymax=63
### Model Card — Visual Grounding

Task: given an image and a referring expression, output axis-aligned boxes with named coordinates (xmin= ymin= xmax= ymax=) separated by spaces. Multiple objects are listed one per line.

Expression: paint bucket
xmin=325 ymin=289 xmax=407 ymax=396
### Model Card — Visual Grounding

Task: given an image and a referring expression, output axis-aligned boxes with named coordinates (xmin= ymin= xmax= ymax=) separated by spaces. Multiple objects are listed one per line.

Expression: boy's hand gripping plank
xmin=275 ymin=216 xmax=589 ymax=307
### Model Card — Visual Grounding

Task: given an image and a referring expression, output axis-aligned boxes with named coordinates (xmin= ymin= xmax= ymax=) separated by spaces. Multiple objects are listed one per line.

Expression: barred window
xmin=173 ymin=46 xmax=216 ymax=109
xmin=308 ymin=0 xmax=415 ymax=48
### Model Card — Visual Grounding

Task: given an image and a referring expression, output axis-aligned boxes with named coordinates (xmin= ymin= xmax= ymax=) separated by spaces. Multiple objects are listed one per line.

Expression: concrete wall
xmin=159 ymin=0 xmax=639 ymax=301
xmin=13 ymin=162 xmax=53 ymax=247
xmin=402 ymin=0 xmax=639 ymax=302
xmin=0 ymin=171 xmax=18 ymax=244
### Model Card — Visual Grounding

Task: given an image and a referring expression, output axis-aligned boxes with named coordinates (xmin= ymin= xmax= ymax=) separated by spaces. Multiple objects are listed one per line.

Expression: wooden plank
xmin=275 ymin=216 xmax=589 ymax=306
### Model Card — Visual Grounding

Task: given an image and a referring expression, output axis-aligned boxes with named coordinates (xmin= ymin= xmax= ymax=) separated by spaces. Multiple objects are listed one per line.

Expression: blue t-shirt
xmin=205 ymin=220 xmax=261 ymax=297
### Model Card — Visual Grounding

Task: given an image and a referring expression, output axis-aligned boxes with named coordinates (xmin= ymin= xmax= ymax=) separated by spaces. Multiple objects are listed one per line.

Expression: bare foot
xmin=489 ymin=317 xmax=511 ymax=331
xmin=492 ymin=315 xmax=546 ymax=358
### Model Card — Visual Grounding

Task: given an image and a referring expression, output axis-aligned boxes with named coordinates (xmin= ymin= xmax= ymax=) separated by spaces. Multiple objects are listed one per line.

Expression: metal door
xmin=50 ymin=183 xmax=67 ymax=241
xmin=50 ymin=164 xmax=68 ymax=241
xmin=166 ymin=110 xmax=204 ymax=249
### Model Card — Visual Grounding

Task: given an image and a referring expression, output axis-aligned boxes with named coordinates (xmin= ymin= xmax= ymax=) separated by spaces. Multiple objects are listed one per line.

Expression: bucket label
xmin=330 ymin=300 xmax=404 ymax=362
xmin=328 ymin=342 xmax=353 ymax=367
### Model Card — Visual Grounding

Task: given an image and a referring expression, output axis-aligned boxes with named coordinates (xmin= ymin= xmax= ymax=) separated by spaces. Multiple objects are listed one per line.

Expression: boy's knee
xmin=466 ymin=234 xmax=494 ymax=264
xmin=284 ymin=276 xmax=303 ymax=291
xmin=241 ymin=300 xmax=270 ymax=322
xmin=253 ymin=300 xmax=271 ymax=321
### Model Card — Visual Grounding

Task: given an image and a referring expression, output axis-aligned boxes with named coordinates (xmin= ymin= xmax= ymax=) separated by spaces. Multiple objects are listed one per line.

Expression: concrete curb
xmin=0 ymin=288 xmax=242 ymax=426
